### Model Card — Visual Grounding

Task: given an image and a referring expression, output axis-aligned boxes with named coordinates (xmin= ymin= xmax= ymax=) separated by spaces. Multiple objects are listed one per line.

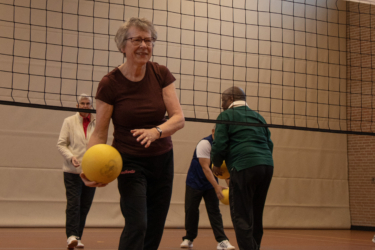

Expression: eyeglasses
xmin=79 ymin=102 xmax=91 ymax=106
xmin=126 ymin=37 xmax=156 ymax=46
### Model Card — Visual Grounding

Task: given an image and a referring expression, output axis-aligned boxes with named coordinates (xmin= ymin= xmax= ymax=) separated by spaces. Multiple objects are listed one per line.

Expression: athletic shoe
xmin=217 ymin=240 xmax=235 ymax=250
xmin=180 ymin=239 xmax=193 ymax=248
xmin=67 ymin=235 xmax=78 ymax=249
xmin=76 ymin=240 xmax=84 ymax=248
xmin=372 ymin=235 xmax=375 ymax=243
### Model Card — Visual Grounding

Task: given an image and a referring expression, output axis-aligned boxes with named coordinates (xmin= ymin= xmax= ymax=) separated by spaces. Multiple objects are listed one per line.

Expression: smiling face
xmin=77 ymin=98 xmax=92 ymax=117
xmin=121 ymin=26 xmax=153 ymax=66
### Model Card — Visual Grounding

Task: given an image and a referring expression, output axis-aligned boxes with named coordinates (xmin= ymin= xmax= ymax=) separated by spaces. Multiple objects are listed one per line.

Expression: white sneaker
xmin=372 ymin=235 xmax=375 ymax=243
xmin=76 ymin=240 xmax=84 ymax=248
xmin=217 ymin=240 xmax=235 ymax=250
xmin=67 ymin=235 xmax=78 ymax=249
xmin=180 ymin=239 xmax=193 ymax=248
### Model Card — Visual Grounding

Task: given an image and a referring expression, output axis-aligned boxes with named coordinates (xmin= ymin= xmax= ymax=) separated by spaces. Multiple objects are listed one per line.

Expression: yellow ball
xmin=212 ymin=161 xmax=230 ymax=179
xmin=81 ymin=144 xmax=122 ymax=184
xmin=220 ymin=188 xmax=229 ymax=205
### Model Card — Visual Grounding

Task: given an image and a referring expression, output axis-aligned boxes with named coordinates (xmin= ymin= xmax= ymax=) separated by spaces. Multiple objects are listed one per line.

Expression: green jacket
xmin=211 ymin=105 xmax=274 ymax=172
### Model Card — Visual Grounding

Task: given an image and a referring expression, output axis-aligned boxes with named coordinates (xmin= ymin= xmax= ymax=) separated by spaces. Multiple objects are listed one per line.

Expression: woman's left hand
xmin=131 ymin=128 xmax=159 ymax=148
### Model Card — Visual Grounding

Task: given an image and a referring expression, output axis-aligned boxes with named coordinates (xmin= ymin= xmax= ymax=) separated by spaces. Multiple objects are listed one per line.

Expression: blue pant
xmin=183 ymin=185 xmax=228 ymax=243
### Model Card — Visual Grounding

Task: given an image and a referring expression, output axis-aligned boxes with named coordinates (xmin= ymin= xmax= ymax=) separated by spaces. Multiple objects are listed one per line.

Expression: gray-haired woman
xmin=80 ymin=17 xmax=185 ymax=250
xmin=57 ymin=94 xmax=96 ymax=249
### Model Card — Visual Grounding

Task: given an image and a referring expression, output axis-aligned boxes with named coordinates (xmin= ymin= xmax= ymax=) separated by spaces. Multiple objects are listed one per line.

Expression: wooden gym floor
xmin=0 ymin=228 xmax=374 ymax=250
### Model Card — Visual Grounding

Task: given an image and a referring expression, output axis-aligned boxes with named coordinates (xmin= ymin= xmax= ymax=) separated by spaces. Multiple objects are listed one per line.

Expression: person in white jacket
xmin=57 ymin=94 xmax=96 ymax=249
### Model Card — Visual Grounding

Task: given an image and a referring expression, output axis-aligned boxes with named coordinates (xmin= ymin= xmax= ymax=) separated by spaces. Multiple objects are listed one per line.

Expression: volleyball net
xmin=0 ymin=0 xmax=374 ymax=135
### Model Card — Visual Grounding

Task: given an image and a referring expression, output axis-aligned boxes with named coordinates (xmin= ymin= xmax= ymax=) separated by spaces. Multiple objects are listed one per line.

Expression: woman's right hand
xmin=80 ymin=172 xmax=108 ymax=187
xmin=215 ymin=185 xmax=227 ymax=200
xmin=71 ymin=156 xmax=80 ymax=168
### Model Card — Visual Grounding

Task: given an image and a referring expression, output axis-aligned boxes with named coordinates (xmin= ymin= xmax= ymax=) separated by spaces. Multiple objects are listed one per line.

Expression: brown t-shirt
xmin=96 ymin=61 xmax=176 ymax=157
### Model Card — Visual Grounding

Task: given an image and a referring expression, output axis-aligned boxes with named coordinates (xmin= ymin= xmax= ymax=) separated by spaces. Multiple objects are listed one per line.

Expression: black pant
xmin=229 ymin=165 xmax=273 ymax=250
xmin=183 ymin=185 xmax=228 ymax=243
xmin=117 ymin=150 xmax=174 ymax=250
xmin=64 ymin=172 xmax=96 ymax=239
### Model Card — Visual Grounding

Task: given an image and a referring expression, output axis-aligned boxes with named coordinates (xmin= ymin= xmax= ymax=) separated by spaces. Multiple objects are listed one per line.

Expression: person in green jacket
xmin=211 ymin=86 xmax=274 ymax=250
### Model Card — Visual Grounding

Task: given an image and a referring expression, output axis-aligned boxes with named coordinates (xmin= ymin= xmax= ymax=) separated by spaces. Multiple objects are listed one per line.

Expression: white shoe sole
xmin=67 ymin=239 xmax=78 ymax=249
xmin=180 ymin=245 xmax=193 ymax=248
xmin=217 ymin=245 xmax=235 ymax=250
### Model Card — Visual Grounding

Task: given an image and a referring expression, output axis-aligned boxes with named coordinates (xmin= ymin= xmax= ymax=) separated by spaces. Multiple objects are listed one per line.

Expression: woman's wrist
xmin=155 ymin=126 xmax=162 ymax=138
xmin=152 ymin=127 xmax=160 ymax=139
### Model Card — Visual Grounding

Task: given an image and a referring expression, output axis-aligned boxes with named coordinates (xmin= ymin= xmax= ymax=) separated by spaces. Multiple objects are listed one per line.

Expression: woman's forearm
xmin=87 ymin=99 xmax=113 ymax=149
xmin=157 ymin=113 xmax=185 ymax=138
xmin=87 ymin=130 xmax=108 ymax=149
xmin=202 ymin=164 xmax=219 ymax=189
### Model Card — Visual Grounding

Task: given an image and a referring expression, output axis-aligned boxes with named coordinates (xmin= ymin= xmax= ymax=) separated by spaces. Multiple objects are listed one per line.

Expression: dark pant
xmin=183 ymin=185 xmax=228 ymax=243
xmin=229 ymin=165 xmax=273 ymax=250
xmin=117 ymin=150 xmax=174 ymax=250
xmin=64 ymin=172 xmax=96 ymax=239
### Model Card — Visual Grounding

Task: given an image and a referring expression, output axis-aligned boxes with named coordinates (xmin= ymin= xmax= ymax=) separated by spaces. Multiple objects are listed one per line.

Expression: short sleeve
xmin=96 ymin=75 xmax=116 ymax=105
xmin=159 ymin=65 xmax=176 ymax=88
xmin=196 ymin=140 xmax=212 ymax=159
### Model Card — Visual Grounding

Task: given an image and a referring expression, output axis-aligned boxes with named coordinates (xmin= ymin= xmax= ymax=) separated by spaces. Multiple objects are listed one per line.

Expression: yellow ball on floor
xmin=81 ymin=144 xmax=122 ymax=184
xmin=220 ymin=188 xmax=229 ymax=205
xmin=212 ymin=161 xmax=230 ymax=179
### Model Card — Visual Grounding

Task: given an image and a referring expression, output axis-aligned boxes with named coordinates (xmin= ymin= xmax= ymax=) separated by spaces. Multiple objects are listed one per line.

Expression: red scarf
xmin=81 ymin=114 xmax=91 ymax=138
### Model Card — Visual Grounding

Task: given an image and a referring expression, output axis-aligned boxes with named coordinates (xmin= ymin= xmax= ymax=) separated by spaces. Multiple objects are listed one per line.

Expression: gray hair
xmin=114 ymin=17 xmax=157 ymax=55
xmin=78 ymin=94 xmax=92 ymax=104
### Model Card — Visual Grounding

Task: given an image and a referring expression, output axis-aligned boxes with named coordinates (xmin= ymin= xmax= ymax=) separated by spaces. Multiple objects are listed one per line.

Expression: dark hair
xmin=222 ymin=87 xmax=246 ymax=101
